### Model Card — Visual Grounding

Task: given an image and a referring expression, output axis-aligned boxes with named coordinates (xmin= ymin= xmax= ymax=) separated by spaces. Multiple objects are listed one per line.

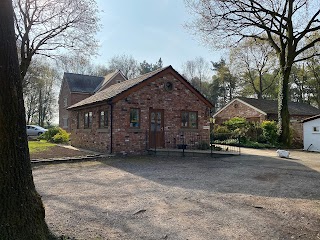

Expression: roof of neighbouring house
xmin=302 ymin=114 xmax=320 ymax=123
xmin=213 ymin=97 xmax=320 ymax=117
xmin=237 ymin=97 xmax=320 ymax=116
xmin=68 ymin=65 xmax=214 ymax=110
xmin=63 ymin=72 xmax=104 ymax=93
xmin=94 ymin=70 xmax=127 ymax=92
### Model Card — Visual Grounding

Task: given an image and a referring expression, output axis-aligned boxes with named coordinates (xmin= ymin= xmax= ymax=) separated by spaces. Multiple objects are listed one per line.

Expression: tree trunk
xmin=0 ymin=1 xmax=52 ymax=239
xmin=278 ymin=66 xmax=291 ymax=147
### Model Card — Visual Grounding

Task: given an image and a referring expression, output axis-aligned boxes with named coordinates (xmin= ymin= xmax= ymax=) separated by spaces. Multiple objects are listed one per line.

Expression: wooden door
xmin=149 ymin=109 xmax=164 ymax=148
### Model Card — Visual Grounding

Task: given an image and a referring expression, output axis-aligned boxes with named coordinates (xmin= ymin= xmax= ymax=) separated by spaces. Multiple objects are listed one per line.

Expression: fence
xmin=211 ymin=133 xmax=241 ymax=154
xmin=146 ymin=130 xmax=240 ymax=156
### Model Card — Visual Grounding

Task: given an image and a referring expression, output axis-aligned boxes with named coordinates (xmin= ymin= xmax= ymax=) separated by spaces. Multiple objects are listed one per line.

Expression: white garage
xmin=303 ymin=114 xmax=320 ymax=152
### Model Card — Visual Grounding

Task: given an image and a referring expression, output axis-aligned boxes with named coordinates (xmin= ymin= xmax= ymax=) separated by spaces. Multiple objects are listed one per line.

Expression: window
xmin=76 ymin=112 xmax=80 ymax=129
xmin=130 ymin=108 xmax=140 ymax=128
xmin=181 ymin=111 xmax=198 ymax=129
xmin=84 ymin=112 xmax=92 ymax=129
xmin=116 ymin=80 xmax=121 ymax=83
xmin=99 ymin=110 xmax=108 ymax=128
xmin=164 ymin=81 xmax=173 ymax=91
xmin=313 ymin=126 xmax=320 ymax=133
xmin=63 ymin=118 xmax=68 ymax=128
xmin=63 ymin=97 xmax=68 ymax=107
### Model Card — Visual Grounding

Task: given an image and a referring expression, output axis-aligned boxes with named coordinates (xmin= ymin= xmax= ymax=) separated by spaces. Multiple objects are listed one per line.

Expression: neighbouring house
xmin=67 ymin=66 xmax=214 ymax=154
xmin=58 ymin=70 xmax=127 ymax=131
xmin=213 ymin=97 xmax=320 ymax=144
xmin=302 ymin=114 xmax=320 ymax=152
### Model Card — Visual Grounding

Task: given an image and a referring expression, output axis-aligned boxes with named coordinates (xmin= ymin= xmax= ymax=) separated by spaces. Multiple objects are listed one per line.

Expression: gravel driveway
xmin=33 ymin=151 xmax=320 ymax=240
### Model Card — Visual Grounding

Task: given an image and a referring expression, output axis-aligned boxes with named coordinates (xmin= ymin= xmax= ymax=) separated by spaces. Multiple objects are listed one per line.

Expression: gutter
xmin=109 ymin=102 xmax=114 ymax=154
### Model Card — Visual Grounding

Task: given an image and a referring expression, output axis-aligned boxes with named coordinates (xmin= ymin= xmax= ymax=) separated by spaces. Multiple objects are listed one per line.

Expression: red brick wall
xmin=58 ymin=80 xmax=70 ymax=131
xmin=214 ymin=100 xmax=266 ymax=124
xmin=59 ymin=79 xmax=92 ymax=132
xmin=70 ymin=105 xmax=111 ymax=152
xmin=69 ymin=73 xmax=211 ymax=154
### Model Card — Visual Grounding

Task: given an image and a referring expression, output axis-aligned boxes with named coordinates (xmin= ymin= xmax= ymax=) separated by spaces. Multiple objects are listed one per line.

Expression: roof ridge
xmin=64 ymin=72 xmax=102 ymax=78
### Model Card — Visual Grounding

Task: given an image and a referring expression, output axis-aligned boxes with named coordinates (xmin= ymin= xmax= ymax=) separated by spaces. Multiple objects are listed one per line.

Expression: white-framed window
xmin=116 ymin=80 xmax=121 ymax=83
xmin=63 ymin=97 xmax=68 ymax=107
xmin=63 ymin=118 xmax=68 ymax=128
xmin=313 ymin=126 xmax=320 ymax=133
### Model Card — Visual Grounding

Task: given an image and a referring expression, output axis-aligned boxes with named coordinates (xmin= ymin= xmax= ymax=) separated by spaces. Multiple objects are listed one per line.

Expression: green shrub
xmin=261 ymin=121 xmax=278 ymax=145
xmin=52 ymin=129 xmax=70 ymax=143
xmin=40 ymin=127 xmax=70 ymax=143
xmin=223 ymin=117 xmax=249 ymax=131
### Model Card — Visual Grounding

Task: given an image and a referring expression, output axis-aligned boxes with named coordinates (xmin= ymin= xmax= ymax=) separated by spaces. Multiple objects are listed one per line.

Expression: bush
xmin=40 ymin=127 xmax=70 ymax=143
xmin=261 ymin=121 xmax=278 ymax=145
xmin=223 ymin=117 xmax=249 ymax=131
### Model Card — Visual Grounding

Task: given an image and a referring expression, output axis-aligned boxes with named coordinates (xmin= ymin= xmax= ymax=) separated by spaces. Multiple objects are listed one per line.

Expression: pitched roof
xmin=94 ymin=70 xmax=127 ymax=92
xmin=63 ymin=72 xmax=104 ymax=93
xmin=68 ymin=65 xmax=214 ymax=110
xmin=68 ymin=66 xmax=171 ymax=109
xmin=237 ymin=97 xmax=320 ymax=116
xmin=302 ymin=114 xmax=320 ymax=123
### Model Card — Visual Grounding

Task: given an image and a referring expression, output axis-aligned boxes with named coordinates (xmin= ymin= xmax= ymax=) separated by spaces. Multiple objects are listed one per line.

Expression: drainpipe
xmin=109 ymin=102 xmax=113 ymax=154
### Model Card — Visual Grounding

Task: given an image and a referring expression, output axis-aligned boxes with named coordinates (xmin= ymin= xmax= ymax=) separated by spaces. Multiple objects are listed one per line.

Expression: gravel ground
xmin=33 ymin=151 xmax=320 ymax=240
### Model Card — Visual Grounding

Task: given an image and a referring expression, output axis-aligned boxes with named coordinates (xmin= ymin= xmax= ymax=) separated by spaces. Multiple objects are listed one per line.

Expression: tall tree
xmin=58 ymin=53 xmax=110 ymax=76
xmin=0 ymin=0 xmax=51 ymax=239
xmin=306 ymin=57 xmax=320 ymax=108
xmin=108 ymin=54 xmax=139 ymax=79
xmin=14 ymin=0 xmax=100 ymax=82
xmin=185 ymin=0 xmax=320 ymax=146
xmin=230 ymin=38 xmax=279 ymax=99
xmin=211 ymin=59 xmax=237 ymax=106
xmin=139 ymin=58 xmax=163 ymax=74
xmin=24 ymin=60 xmax=59 ymax=126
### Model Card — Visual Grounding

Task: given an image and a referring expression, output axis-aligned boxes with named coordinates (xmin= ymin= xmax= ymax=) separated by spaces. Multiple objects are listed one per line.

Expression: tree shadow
xmin=99 ymin=154 xmax=320 ymax=200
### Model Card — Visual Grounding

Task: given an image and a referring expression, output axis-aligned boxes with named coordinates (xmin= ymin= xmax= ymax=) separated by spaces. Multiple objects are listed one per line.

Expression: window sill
xmin=180 ymin=128 xmax=199 ymax=132
xmin=97 ymin=128 xmax=109 ymax=133
xmin=128 ymin=128 xmax=143 ymax=133
xmin=82 ymin=129 xmax=92 ymax=133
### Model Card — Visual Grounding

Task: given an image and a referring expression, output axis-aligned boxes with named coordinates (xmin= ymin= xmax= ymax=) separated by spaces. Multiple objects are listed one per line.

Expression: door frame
xmin=149 ymin=108 xmax=165 ymax=148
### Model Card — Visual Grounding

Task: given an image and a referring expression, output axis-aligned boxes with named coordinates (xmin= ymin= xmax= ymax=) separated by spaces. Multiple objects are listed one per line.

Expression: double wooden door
xmin=149 ymin=109 xmax=164 ymax=148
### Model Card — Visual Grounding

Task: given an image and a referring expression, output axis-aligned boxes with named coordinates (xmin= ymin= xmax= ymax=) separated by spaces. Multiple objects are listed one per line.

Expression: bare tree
xmin=108 ymin=54 xmax=139 ymax=79
xmin=230 ymin=38 xmax=279 ymax=99
xmin=182 ymin=57 xmax=210 ymax=92
xmin=14 ymin=0 xmax=100 ymax=83
xmin=185 ymin=0 xmax=320 ymax=146
xmin=0 ymin=0 xmax=51 ymax=238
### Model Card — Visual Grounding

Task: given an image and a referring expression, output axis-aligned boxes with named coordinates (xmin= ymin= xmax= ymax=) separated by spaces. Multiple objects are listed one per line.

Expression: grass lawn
xmin=28 ymin=140 xmax=56 ymax=154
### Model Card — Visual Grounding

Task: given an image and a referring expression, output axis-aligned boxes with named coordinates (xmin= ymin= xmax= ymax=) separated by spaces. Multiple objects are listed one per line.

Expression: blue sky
xmin=94 ymin=0 xmax=221 ymax=72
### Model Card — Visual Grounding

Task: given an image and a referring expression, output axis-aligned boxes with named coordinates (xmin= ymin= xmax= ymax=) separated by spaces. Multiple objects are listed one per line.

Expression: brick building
xmin=58 ymin=70 xmax=126 ymax=131
xmin=213 ymin=97 xmax=320 ymax=144
xmin=67 ymin=66 xmax=214 ymax=154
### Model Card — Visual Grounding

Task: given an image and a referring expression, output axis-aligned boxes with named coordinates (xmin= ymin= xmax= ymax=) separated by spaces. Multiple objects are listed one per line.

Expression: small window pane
xmin=181 ymin=112 xmax=189 ymax=127
xmin=84 ymin=113 xmax=88 ymax=128
xmin=88 ymin=112 xmax=92 ymax=128
xmin=77 ymin=112 xmax=80 ymax=129
xmin=130 ymin=109 xmax=140 ymax=128
xmin=189 ymin=112 xmax=197 ymax=128
xmin=99 ymin=111 xmax=108 ymax=128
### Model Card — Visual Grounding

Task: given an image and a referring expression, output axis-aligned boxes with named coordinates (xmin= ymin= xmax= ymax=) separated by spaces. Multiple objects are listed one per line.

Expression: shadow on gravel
xmin=100 ymin=154 xmax=320 ymax=200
